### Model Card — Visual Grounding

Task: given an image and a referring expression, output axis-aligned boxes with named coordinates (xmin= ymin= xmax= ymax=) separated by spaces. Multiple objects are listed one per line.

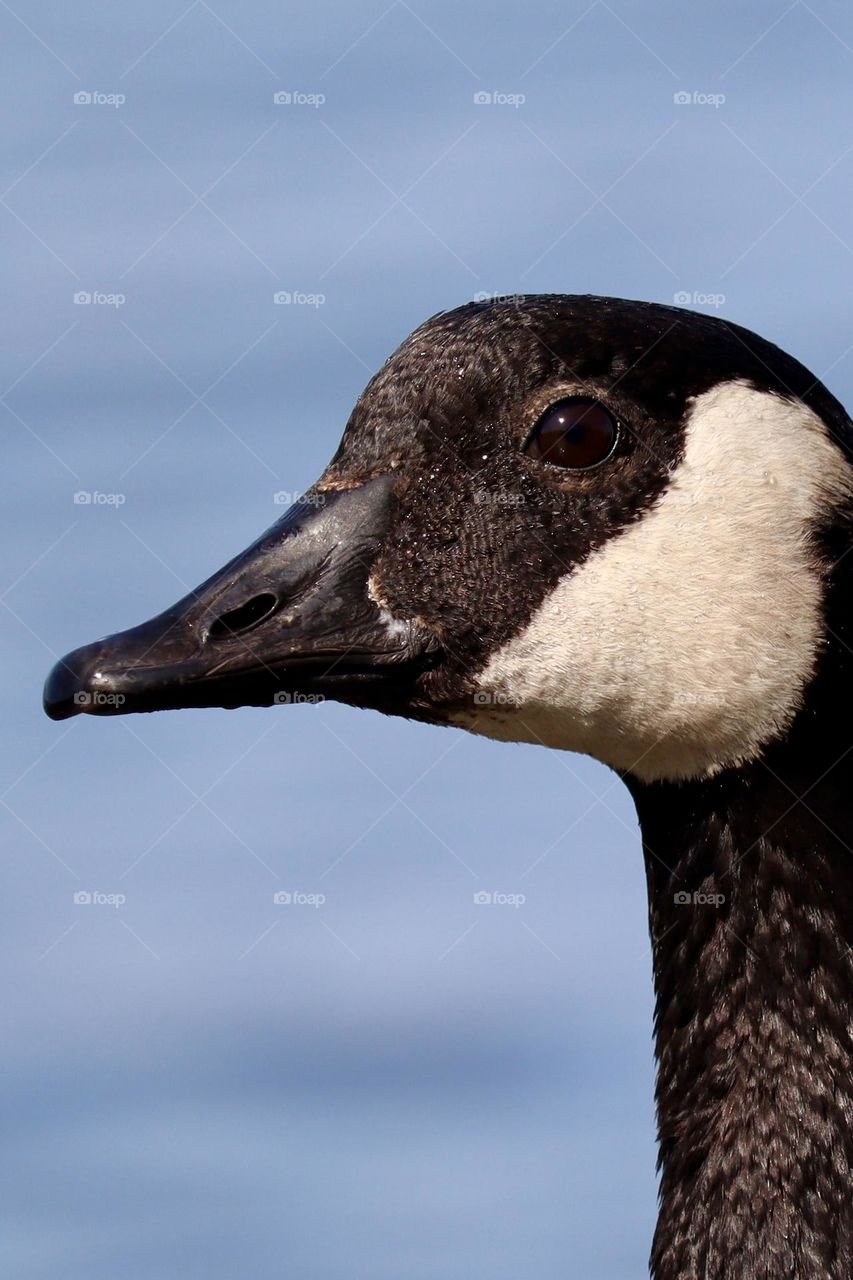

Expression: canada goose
xmin=44 ymin=295 xmax=853 ymax=1279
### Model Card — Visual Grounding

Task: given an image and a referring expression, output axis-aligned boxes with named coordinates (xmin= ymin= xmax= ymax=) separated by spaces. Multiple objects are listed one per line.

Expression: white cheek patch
xmin=458 ymin=380 xmax=853 ymax=782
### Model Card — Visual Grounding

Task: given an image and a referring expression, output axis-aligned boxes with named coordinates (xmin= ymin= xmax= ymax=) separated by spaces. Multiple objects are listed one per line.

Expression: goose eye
xmin=525 ymin=399 xmax=618 ymax=470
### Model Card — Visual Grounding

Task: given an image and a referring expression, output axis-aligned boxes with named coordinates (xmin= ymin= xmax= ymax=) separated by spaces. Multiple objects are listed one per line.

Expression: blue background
xmin=4 ymin=3 xmax=853 ymax=1276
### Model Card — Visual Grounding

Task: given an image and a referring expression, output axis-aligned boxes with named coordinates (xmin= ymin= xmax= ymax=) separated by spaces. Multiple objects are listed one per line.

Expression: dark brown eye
xmin=524 ymin=399 xmax=618 ymax=470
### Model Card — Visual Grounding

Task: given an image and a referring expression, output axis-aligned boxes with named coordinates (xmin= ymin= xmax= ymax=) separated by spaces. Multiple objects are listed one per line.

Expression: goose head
xmin=44 ymin=295 xmax=853 ymax=786
xmin=43 ymin=294 xmax=853 ymax=1278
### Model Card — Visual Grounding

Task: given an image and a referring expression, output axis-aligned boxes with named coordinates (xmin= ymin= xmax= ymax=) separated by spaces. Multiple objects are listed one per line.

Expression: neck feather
xmin=627 ymin=736 xmax=853 ymax=1280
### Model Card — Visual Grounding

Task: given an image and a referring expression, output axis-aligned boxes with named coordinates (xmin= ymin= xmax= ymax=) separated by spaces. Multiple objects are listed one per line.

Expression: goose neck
xmin=627 ymin=747 xmax=853 ymax=1280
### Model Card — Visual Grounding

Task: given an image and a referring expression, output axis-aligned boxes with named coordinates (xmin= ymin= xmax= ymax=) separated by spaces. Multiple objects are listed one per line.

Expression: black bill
xmin=43 ymin=476 xmax=439 ymax=721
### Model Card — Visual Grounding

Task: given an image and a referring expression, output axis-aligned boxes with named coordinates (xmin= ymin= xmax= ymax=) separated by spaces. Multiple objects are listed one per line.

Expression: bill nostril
xmin=207 ymin=592 xmax=279 ymax=639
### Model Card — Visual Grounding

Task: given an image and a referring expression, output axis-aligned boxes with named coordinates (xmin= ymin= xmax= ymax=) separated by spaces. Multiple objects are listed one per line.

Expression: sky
xmin=4 ymin=2 xmax=853 ymax=1276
